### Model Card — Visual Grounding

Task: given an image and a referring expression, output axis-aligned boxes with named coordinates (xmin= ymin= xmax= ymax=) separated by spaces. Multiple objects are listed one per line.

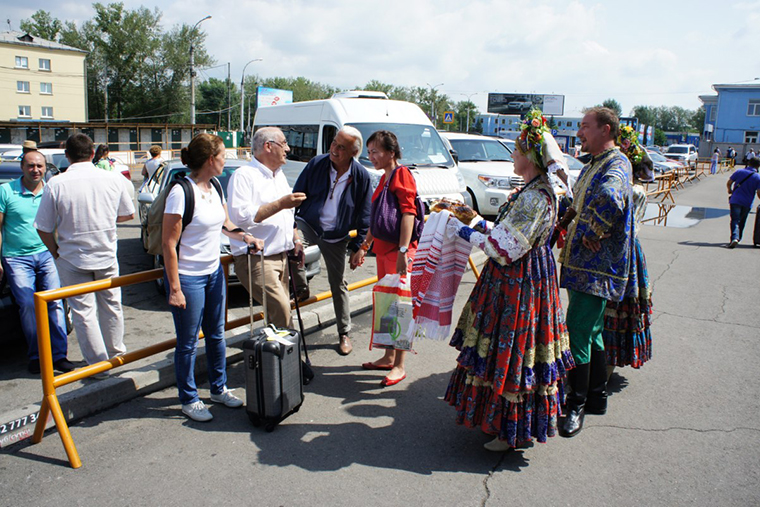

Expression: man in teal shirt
xmin=0 ymin=151 xmax=73 ymax=374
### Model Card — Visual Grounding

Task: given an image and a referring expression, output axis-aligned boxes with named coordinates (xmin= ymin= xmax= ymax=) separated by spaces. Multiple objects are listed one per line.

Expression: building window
xmin=40 ymin=82 xmax=53 ymax=94
xmin=41 ymin=106 xmax=54 ymax=119
xmin=39 ymin=58 xmax=51 ymax=71
xmin=18 ymin=105 xmax=31 ymax=118
xmin=745 ymin=131 xmax=758 ymax=144
xmin=15 ymin=56 xmax=29 ymax=69
xmin=17 ymin=81 xmax=30 ymax=93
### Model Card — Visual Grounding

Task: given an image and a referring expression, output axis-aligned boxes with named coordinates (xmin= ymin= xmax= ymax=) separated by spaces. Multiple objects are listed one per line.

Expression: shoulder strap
xmin=173 ymin=177 xmax=195 ymax=232
xmin=734 ymin=171 xmax=754 ymax=190
xmin=210 ymin=176 xmax=224 ymax=201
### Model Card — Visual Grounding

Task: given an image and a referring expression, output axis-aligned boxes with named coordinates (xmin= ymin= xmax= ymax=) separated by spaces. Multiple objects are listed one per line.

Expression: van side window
xmin=278 ymin=124 xmax=318 ymax=162
xmin=322 ymin=125 xmax=337 ymax=154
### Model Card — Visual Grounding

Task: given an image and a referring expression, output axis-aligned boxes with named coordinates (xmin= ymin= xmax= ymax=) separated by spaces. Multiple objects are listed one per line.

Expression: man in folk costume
xmin=559 ymin=107 xmax=635 ymax=438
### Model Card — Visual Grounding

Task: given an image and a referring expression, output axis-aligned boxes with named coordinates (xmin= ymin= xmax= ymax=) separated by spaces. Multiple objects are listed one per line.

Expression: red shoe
xmin=380 ymin=374 xmax=406 ymax=387
xmin=362 ymin=362 xmax=393 ymax=371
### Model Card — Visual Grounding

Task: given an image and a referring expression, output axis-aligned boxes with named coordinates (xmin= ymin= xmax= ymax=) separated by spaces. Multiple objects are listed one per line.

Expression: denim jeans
xmin=2 ymin=251 xmax=68 ymax=362
xmin=729 ymin=204 xmax=751 ymax=242
xmin=165 ymin=264 xmax=227 ymax=405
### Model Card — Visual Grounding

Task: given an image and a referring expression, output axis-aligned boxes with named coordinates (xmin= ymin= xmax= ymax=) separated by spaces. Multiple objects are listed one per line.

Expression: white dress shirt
xmin=227 ymin=157 xmax=295 ymax=256
xmin=319 ymin=165 xmax=351 ymax=243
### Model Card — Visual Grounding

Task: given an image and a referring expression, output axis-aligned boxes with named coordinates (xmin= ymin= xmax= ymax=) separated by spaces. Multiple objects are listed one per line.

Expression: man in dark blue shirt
xmin=292 ymin=127 xmax=372 ymax=355
xmin=726 ymin=158 xmax=760 ymax=248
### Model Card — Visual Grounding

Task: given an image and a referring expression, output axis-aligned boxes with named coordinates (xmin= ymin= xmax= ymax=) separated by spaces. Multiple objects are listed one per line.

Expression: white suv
xmin=664 ymin=144 xmax=698 ymax=168
xmin=440 ymin=132 xmax=523 ymax=216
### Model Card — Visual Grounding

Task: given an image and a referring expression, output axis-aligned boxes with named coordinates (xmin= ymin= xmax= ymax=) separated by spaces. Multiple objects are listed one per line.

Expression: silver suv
xmin=664 ymin=144 xmax=698 ymax=168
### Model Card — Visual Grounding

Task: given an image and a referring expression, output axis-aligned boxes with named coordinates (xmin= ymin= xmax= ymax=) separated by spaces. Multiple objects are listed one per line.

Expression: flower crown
xmin=617 ymin=125 xmax=644 ymax=165
xmin=518 ymin=109 xmax=549 ymax=168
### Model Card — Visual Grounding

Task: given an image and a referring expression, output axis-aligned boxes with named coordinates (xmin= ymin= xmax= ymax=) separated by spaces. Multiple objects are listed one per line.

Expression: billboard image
xmin=257 ymin=87 xmax=294 ymax=108
xmin=488 ymin=93 xmax=564 ymax=116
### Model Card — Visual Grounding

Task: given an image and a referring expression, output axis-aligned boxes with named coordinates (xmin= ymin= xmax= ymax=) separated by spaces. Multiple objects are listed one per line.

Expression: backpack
xmin=145 ymin=171 xmax=223 ymax=256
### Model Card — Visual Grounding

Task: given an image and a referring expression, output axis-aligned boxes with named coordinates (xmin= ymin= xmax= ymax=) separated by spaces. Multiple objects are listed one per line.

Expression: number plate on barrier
xmin=0 ymin=411 xmax=52 ymax=448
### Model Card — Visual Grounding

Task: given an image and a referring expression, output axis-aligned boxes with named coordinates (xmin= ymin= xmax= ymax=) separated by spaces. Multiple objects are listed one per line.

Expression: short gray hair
xmin=253 ymin=127 xmax=284 ymax=154
xmin=340 ymin=126 xmax=363 ymax=157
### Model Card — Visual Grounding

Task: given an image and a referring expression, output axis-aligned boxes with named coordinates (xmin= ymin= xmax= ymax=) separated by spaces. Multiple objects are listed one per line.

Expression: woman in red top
xmin=353 ymin=130 xmax=418 ymax=387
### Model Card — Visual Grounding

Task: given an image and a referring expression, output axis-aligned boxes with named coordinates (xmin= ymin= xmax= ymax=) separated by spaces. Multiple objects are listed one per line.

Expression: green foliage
xmin=632 ymin=105 xmax=701 ymax=133
xmin=654 ymin=128 xmax=667 ymax=146
xmin=20 ymin=10 xmax=62 ymax=40
xmin=601 ymin=98 xmax=623 ymax=117
xmin=196 ymin=78 xmax=239 ymax=129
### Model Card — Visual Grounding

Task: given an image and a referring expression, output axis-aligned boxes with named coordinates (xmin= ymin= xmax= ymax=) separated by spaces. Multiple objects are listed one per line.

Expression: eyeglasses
xmin=268 ymin=139 xmax=288 ymax=149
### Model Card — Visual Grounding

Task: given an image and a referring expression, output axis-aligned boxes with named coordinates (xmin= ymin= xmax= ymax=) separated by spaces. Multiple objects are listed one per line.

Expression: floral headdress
xmin=617 ymin=125 xmax=644 ymax=165
xmin=518 ymin=109 xmax=549 ymax=170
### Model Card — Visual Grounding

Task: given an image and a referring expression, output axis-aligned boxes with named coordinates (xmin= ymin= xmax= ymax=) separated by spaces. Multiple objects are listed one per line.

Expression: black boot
xmin=560 ymin=362 xmax=590 ymax=438
xmin=586 ymin=350 xmax=608 ymax=415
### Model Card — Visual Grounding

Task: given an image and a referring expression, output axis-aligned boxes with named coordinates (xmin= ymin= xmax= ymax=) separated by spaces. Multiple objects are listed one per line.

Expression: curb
xmin=0 ymin=252 xmax=485 ymax=447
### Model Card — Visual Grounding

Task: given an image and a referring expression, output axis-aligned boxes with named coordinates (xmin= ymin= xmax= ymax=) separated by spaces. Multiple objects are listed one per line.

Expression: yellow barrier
xmin=31 ymin=251 xmax=484 ymax=468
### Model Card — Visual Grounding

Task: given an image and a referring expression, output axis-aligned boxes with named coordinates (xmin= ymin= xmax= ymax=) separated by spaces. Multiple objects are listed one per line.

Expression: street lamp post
xmin=190 ymin=15 xmax=211 ymax=126
xmin=460 ymin=92 xmax=479 ymax=132
xmin=426 ymin=82 xmax=443 ymax=128
xmin=240 ymin=58 xmax=263 ymax=141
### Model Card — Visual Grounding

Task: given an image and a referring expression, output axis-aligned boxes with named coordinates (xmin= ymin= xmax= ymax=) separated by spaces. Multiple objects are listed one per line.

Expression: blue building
xmin=474 ymin=112 xmax=582 ymax=152
xmin=700 ymin=79 xmax=760 ymax=158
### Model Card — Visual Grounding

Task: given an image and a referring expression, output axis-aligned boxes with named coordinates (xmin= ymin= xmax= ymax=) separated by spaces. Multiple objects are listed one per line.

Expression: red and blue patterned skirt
xmin=444 ymin=245 xmax=575 ymax=448
xmin=603 ymin=238 xmax=653 ymax=368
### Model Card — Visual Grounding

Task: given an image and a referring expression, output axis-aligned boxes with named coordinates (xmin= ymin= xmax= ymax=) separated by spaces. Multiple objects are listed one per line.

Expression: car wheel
xmin=467 ymin=188 xmax=479 ymax=213
xmin=154 ymin=255 xmax=166 ymax=295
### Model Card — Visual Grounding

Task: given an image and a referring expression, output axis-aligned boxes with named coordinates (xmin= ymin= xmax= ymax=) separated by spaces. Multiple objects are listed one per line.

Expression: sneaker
xmin=728 ymin=239 xmax=739 ymax=249
xmin=210 ymin=387 xmax=244 ymax=408
xmin=182 ymin=401 xmax=213 ymax=422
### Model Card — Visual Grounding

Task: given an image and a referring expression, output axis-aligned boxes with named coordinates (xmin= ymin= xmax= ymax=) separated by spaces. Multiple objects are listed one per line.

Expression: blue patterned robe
xmin=559 ymin=147 xmax=634 ymax=302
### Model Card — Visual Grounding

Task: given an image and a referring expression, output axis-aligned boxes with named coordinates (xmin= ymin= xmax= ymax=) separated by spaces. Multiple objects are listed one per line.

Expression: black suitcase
xmin=754 ymin=205 xmax=760 ymax=247
xmin=243 ymin=250 xmax=304 ymax=431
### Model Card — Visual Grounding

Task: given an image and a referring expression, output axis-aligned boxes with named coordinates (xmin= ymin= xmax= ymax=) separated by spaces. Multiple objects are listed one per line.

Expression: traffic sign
xmin=551 ymin=129 xmax=558 ymax=136
xmin=443 ymin=111 xmax=454 ymax=124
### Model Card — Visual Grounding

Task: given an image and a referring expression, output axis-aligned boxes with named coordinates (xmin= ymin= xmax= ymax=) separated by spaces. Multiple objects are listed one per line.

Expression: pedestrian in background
xmin=357 ymin=130 xmax=418 ymax=387
xmin=726 ymin=158 xmax=760 ymax=248
xmin=93 ymin=144 xmax=117 ymax=171
xmin=34 ymin=134 xmax=134 ymax=375
xmin=559 ymin=107 xmax=635 ymax=438
xmin=162 ymin=133 xmax=263 ymax=422
xmin=444 ymin=110 xmax=574 ymax=451
xmin=0 ymin=151 xmax=74 ymax=374
xmin=710 ymin=148 xmax=719 ymax=175
xmin=291 ymin=126 xmax=372 ymax=356
xmin=142 ymin=145 xmax=164 ymax=180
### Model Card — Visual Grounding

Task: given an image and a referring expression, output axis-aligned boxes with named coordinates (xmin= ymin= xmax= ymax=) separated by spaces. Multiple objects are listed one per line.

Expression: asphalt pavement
xmin=0 ymin=169 xmax=758 ymax=506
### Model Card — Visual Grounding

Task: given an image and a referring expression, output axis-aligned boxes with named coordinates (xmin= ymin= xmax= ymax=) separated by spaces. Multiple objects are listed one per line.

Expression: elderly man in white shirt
xmin=35 ymin=134 xmax=135 ymax=371
xmin=227 ymin=127 xmax=305 ymax=329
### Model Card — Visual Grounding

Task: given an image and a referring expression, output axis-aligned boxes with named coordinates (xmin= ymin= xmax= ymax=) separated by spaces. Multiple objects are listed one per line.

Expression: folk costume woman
xmin=603 ymin=126 xmax=654 ymax=373
xmin=444 ymin=110 xmax=575 ymax=451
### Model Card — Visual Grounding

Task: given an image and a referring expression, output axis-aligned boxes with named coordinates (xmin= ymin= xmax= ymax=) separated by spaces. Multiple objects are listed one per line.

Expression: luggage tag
xmin=263 ymin=326 xmax=295 ymax=346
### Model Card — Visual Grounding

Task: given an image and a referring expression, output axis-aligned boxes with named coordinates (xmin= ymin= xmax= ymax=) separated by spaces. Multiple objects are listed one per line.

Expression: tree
xmin=691 ymin=107 xmax=706 ymax=132
xmin=654 ymin=128 xmax=667 ymax=146
xmin=196 ymin=78 xmax=239 ymax=129
xmin=455 ymin=100 xmax=479 ymax=132
xmin=20 ymin=10 xmax=62 ymax=40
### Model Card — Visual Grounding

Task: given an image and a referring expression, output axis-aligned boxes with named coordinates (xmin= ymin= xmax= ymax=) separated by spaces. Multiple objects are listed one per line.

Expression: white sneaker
xmin=182 ymin=401 xmax=213 ymax=422
xmin=209 ymin=387 xmax=243 ymax=408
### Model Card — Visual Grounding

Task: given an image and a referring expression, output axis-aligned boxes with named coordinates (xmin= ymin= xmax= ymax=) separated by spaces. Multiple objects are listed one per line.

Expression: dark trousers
xmin=729 ymin=204 xmax=751 ymax=242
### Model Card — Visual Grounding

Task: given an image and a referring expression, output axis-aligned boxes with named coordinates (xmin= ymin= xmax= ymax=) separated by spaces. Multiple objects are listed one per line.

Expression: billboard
xmin=257 ymin=87 xmax=294 ymax=108
xmin=487 ymin=93 xmax=564 ymax=116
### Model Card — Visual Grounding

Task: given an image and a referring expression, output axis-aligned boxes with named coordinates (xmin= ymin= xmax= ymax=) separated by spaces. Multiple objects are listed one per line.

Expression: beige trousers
xmin=234 ymin=251 xmax=293 ymax=329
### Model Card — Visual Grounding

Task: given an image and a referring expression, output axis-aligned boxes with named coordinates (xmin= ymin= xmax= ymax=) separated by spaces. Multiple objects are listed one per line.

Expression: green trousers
xmin=565 ymin=289 xmax=607 ymax=365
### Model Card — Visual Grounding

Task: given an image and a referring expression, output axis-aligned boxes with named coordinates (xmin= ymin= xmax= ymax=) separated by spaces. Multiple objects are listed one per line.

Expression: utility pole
xmin=460 ymin=92 xmax=479 ymax=133
xmin=426 ymin=82 xmax=443 ymax=128
xmin=189 ymin=15 xmax=211 ymax=126
xmin=227 ymin=62 xmax=231 ymax=131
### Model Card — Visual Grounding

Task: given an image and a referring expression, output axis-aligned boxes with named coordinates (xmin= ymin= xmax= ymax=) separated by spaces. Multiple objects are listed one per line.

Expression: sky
xmin=4 ymin=0 xmax=760 ymax=118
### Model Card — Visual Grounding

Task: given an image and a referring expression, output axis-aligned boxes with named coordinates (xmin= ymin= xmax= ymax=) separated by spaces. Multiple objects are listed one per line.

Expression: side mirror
xmin=450 ymin=149 xmax=459 ymax=164
xmin=137 ymin=192 xmax=155 ymax=204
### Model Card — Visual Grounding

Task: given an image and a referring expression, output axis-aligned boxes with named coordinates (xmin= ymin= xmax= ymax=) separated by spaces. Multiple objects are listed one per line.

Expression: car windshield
xmin=165 ymin=166 xmax=238 ymax=198
xmin=449 ymin=139 xmax=513 ymax=162
xmin=564 ymin=155 xmax=584 ymax=171
xmin=50 ymin=153 xmax=69 ymax=170
xmin=349 ymin=123 xmax=455 ymax=168
xmin=647 ymin=150 xmax=668 ymax=163
xmin=666 ymin=146 xmax=688 ymax=154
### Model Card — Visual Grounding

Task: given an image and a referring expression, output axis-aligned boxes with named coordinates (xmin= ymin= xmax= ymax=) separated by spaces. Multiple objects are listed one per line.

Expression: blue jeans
xmin=729 ymin=204 xmax=751 ymax=242
xmin=2 ymin=251 xmax=68 ymax=362
xmin=165 ymin=264 xmax=227 ymax=405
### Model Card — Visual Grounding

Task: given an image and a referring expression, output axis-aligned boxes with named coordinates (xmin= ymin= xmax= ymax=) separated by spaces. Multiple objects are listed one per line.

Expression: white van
xmin=253 ymin=91 xmax=466 ymax=205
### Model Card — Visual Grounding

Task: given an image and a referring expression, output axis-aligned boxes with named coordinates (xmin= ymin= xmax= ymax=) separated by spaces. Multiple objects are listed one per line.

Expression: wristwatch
xmin=399 ymin=246 xmax=409 ymax=254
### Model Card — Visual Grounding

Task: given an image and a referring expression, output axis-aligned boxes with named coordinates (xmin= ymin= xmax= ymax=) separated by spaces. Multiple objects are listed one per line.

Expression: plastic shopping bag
xmin=370 ymin=274 xmax=414 ymax=352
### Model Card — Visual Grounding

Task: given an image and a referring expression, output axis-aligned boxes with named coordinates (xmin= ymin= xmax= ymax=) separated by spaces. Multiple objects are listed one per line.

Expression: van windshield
xmin=349 ymin=123 xmax=455 ymax=168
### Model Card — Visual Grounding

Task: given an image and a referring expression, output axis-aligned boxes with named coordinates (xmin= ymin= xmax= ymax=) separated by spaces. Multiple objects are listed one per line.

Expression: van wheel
xmin=467 ymin=189 xmax=479 ymax=213
xmin=154 ymin=256 xmax=165 ymax=295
